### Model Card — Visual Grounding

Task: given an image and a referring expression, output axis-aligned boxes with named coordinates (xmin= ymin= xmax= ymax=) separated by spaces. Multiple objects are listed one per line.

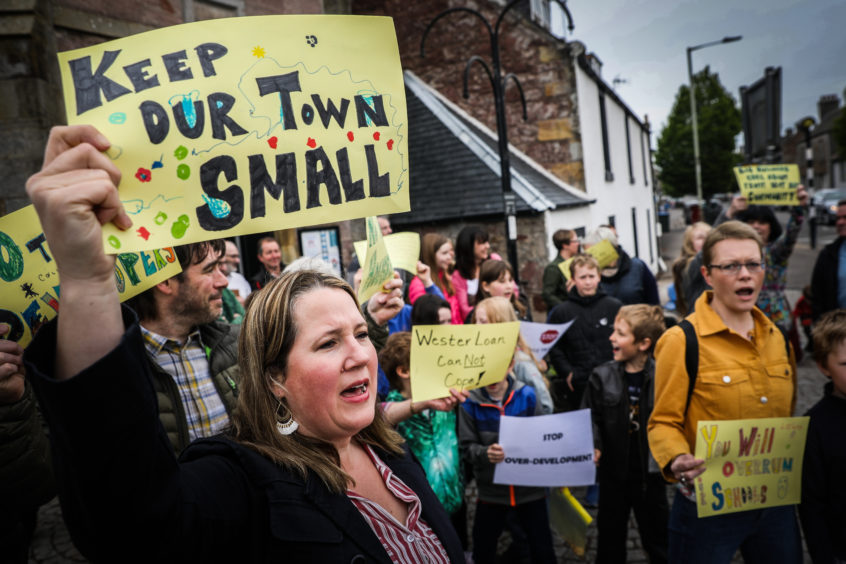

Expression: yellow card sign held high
xmin=357 ymin=216 xmax=394 ymax=303
xmin=733 ymin=164 xmax=800 ymax=206
xmin=693 ymin=417 xmax=808 ymax=518
xmin=58 ymin=16 xmax=409 ymax=253
xmin=353 ymin=232 xmax=420 ymax=275
xmin=410 ymin=322 xmax=520 ymax=402
xmin=558 ymin=239 xmax=619 ymax=281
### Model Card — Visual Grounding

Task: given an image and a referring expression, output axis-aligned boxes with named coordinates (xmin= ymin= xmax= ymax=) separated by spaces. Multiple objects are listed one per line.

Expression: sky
xmin=550 ymin=0 xmax=846 ymax=146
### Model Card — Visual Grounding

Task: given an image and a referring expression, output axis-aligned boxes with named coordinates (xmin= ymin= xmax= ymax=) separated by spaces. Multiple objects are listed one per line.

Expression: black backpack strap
xmin=679 ymin=319 xmax=698 ymax=416
xmin=776 ymin=324 xmax=791 ymax=360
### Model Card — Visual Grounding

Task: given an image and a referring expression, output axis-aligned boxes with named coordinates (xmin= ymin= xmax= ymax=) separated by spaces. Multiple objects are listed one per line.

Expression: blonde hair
xmin=672 ymin=222 xmax=712 ymax=316
xmin=812 ymin=309 xmax=846 ymax=366
xmin=475 ymin=297 xmax=545 ymax=374
xmin=232 ymin=270 xmax=403 ymax=494
xmin=681 ymin=222 xmax=711 ymax=259
xmin=616 ymin=304 xmax=666 ymax=353
xmin=702 ymin=221 xmax=763 ymax=269
xmin=569 ymin=254 xmax=599 ymax=278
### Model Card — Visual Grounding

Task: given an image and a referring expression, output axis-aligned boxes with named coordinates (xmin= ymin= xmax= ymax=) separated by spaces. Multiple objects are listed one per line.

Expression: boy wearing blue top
xmin=458 ymin=358 xmax=556 ymax=564
xmin=800 ymin=309 xmax=846 ymax=564
xmin=582 ymin=304 xmax=669 ymax=563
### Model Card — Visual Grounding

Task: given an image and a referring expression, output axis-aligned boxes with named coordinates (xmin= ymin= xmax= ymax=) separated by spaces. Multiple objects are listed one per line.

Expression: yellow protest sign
xmin=733 ymin=164 xmax=800 ymax=206
xmin=353 ymin=232 xmax=420 ymax=274
xmin=410 ymin=322 xmax=520 ymax=402
xmin=558 ymin=239 xmax=619 ymax=280
xmin=693 ymin=416 xmax=809 ymax=517
xmin=58 ymin=15 xmax=409 ymax=254
xmin=357 ymin=216 xmax=394 ymax=303
xmin=0 ymin=206 xmax=181 ymax=347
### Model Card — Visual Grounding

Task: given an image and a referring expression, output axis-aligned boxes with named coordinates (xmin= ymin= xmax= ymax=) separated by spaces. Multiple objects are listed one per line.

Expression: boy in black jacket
xmin=582 ymin=304 xmax=668 ymax=563
xmin=800 ymin=309 xmax=846 ymax=564
xmin=548 ymin=254 xmax=622 ymax=412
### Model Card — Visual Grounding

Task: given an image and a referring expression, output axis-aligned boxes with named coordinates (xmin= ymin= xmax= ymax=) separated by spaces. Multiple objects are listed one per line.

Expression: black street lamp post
xmin=421 ymin=0 xmax=574 ymax=285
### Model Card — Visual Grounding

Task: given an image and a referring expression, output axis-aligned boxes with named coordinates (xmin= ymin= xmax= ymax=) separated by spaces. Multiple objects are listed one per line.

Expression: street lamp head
xmin=722 ymin=35 xmax=742 ymax=43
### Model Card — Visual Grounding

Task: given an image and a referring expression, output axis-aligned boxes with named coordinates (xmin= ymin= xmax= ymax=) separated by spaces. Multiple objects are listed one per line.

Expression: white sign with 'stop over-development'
xmin=494 ymin=409 xmax=595 ymax=488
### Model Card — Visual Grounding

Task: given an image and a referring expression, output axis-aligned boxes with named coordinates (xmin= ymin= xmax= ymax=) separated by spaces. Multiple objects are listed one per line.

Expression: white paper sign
xmin=520 ymin=320 xmax=574 ymax=360
xmin=493 ymin=410 xmax=595 ymax=487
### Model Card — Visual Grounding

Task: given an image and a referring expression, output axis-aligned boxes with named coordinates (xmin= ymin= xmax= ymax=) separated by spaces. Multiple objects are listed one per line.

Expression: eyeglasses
xmin=707 ymin=261 xmax=764 ymax=275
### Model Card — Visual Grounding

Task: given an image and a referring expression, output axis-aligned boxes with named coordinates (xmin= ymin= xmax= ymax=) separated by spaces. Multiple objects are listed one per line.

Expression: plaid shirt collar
xmin=140 ymin=324 xmax=205 ymax=356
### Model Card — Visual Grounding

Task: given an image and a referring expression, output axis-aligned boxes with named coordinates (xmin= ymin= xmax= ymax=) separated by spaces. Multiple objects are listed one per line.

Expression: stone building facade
xmin=349 ymin=0 xmax=658 ymax=313
xmin=782 ymin=94 xmax=845 ymax=190
xmin=2 ymin=1 xmax=657 ymax=312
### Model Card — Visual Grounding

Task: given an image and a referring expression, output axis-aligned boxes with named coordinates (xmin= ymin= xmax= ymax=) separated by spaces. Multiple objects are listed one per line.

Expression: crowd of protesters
xmin=2 ymin=123 xmax=846 ymax=564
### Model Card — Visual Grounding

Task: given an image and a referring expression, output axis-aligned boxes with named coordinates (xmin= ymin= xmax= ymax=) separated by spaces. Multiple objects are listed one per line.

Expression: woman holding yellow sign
xmin=24 ymin=126 xmax=464 ymax=562
xmin=648 ymin=221 xmax=800 ymax=563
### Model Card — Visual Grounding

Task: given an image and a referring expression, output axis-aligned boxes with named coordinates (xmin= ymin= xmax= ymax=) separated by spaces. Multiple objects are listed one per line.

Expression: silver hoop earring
xmin=276 ymin=403 xmax=298 ymax=435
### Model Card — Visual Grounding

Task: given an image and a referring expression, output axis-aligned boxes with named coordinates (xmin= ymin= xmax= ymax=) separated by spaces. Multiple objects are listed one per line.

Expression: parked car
xmin=815 ymin=189 xmax=846 ymax=225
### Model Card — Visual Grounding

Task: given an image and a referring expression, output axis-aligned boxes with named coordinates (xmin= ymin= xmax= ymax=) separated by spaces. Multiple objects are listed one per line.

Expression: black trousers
xmin=472 ymin=497 xmax=556 ymax=564
xmin=596 ymin=472 xmax=669 ymax=564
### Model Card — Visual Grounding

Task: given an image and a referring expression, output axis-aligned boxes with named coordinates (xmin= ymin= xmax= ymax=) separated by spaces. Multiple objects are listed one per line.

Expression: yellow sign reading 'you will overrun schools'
xmin=692 ymin=416 xmax=809 ymax=518
xmin=59 ymin=16 xmax=409 ymax=253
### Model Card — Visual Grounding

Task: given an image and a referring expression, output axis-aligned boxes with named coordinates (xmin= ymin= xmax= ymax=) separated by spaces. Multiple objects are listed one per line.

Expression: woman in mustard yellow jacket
xmin=648 ymin=221 xmax=801 ymax=564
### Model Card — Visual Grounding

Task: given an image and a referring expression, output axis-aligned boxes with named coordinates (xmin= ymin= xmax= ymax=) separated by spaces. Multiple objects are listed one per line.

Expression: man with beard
xmin=126 ymin=240 xmax=240 ymax=455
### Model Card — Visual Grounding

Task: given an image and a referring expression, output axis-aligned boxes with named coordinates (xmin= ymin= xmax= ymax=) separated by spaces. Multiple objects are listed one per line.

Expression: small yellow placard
xmin=558 ymin=239 xmax=619 ymax=280
xmin=0 ymin=206 xmax=181 ymax=347
xmin=353 ymin=231 xmax=419 ymax=274
xmin=58 ymin=15 xmax=409 ymax=254
xmin=733 ymin=164 xmax=800 ymax=206
xmin=692 ymin=416 xmax=809 ymax=517
xmin=357 ymin=216 xmax=394 ymax=303
xmin=410 ymin=322 xmax=520 ymax=402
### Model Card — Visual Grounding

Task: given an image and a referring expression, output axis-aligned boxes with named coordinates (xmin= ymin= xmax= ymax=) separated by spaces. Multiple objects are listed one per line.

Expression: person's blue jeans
xmin=668 ymin=490 xmax=802 ymax=564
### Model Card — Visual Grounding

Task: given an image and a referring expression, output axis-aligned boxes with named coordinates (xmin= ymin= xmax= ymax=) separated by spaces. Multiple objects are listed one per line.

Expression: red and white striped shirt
xmin=347 ymin=445 xmax=450 ymax=564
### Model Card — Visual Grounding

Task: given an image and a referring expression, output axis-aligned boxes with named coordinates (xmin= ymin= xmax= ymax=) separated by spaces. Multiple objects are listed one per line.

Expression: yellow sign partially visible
xmin=57 ymin=15 xmax=409 ymax=253
xmin=0 ymin=206 xmax=181 ymax=347
xmin=410 ymin=322 xmax=520 ymax=402
xmin=353 ymin=231 xmax=419 ymax=274
xmin=357 ymin=216 xmax=394 ymax=303
xmin=734 ymin=164 xmax=800 ymax=206
xmin=693 ymin=416 xmax=809 ymax=517
xmin=558 ymin=239 xmax=620 ymax=280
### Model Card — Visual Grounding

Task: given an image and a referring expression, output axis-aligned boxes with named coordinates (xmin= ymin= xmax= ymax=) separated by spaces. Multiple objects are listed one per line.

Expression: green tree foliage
xmin=833 ymin=87 xmax=846 ymax=156
xmin=655 ymin=66 xmax=742 ymax=198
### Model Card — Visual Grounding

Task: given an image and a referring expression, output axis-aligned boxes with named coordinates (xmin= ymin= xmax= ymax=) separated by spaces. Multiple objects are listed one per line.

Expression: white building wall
xmin=569 ymin=63 xmax=659 ymax=273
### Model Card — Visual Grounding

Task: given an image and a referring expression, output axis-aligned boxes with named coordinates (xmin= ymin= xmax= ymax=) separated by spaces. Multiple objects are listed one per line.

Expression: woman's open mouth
xmin=341 ymin=380 xmax=369 ymax=400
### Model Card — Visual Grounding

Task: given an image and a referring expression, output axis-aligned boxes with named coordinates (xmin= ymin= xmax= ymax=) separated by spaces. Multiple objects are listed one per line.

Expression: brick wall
xmin=352 ymin=0 xmax=585 ymax=190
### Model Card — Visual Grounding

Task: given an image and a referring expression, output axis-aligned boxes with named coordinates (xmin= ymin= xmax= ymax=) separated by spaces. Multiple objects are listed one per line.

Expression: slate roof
xmin=390 ymin=71 xmax=592 ymax=226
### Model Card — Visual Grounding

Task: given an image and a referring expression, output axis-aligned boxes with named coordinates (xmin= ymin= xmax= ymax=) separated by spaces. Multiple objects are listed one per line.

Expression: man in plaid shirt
xmin=126 ymin=240 xmax=241 ymax=454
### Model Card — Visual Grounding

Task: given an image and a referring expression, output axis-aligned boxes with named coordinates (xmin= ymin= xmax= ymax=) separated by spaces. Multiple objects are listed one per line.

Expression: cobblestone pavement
xmin=28 ymin=213 xmax=831 ymax=562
